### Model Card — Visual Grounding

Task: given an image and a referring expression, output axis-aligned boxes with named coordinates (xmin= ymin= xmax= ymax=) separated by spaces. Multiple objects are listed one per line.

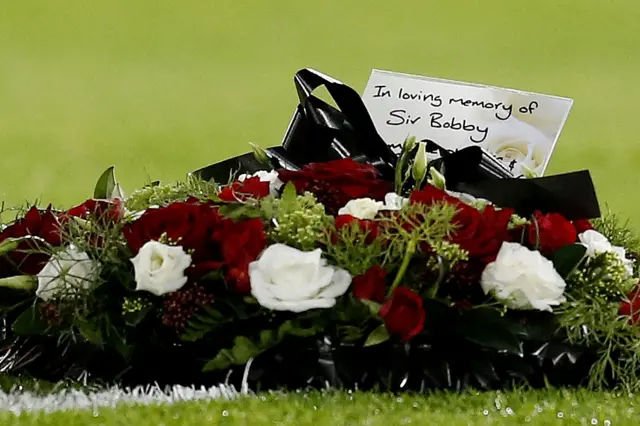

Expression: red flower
xmin=277 ymin=159 xmax=393 ymax=215
xmin=620 ymin=284 xmax=640 ymax=325
xmin=353 ymin=265 xmax=387 ymax=303
xmin=410 ymin=185 xmax=513 ymax=263
xmin=212 ymin=218 xmax=267 ymax=294
xmin=64 ymin=198 xmax=124 ymax=224
xmin=334 ymin=214 xmax=379 ymax=244
xmin=218 ymin=177 xmax=270 ymax=202
xmin=573 ymin=219 xmax=594 ymax=234
xmin=528 ymin=211 xmax=577 ymax=253
xmin=379 ymin=287 xmax=426 ymax=341
xmin=122 ymin=202 xmax=224 ymax=277
xmin=0 ymin=206 xmax=62 ymax=276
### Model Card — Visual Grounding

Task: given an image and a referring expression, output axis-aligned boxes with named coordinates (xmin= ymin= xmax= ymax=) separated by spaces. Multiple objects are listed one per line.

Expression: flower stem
xmin=388 ymin=238 xmax=417 ymax=297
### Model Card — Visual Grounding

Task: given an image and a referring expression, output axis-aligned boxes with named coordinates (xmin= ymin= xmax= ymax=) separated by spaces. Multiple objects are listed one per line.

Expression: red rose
xmin=410 ymin=185 xmax=513 ymax=263
xmin=620 ymin=284 xmax=640 ymax=325
xmin=64 ymin=198 xmax=124 ymax=224
xmin=334 ymin=214 xmax=379 ymax=244
xmin=379 ymin=286 xmax=426 ymax=341
xmin=353 ymin=265 xmax=387 ymax=303
xmin=218 ymin=177 xmax=270 ymax=202
xmin=573 ymin=219 xmax=594 ymax=234
xmin=277 ymin=159 xmax=393 ymax=215
xmin=212 ymin=218 xmax=267 ymax=294
xmin=528 ymin=211 xmax=577 ymax=253
xmin=0 ymin=206 xmax=62 ymax=276
xmin=123 ymin=201 xmax=224 ymax=277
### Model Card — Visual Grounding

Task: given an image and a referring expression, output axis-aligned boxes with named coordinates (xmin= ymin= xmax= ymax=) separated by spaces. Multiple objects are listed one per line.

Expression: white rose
xmin=481 ymin=242 xmax=566 ymax=312
xmin=36 ymin=245 xmax=100 ymax=301
xmin=382 ymin=192 xmax=408 ymax=211
xmin=131 ymin=241 xmax=192 ymax=296
xmin=579 ymin=230 xmax=634 ymax=276
xmin=238 ymin=170 xmax=283 ymax=196
xmin=338 ymin=198 xmax=385 ymax=219
xmin=249 ymin=243 xmax=351 ymax=312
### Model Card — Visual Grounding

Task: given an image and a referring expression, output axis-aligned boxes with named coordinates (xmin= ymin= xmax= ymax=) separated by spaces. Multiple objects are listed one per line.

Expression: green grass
xmin=2 ymin=0 xmax=640 ymax=422
xmin=1 ymin=1 xmax=640 ymax=227
xmin=3 ymin=389 xmax=639 ymax=425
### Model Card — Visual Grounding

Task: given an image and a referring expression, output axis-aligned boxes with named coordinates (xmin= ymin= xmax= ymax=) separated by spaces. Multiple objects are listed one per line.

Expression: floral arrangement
xmin=1 ymin=136 xmax=640 ymax=393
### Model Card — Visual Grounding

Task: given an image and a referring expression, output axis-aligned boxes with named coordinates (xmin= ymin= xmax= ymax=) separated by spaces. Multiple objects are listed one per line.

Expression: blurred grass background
xmin=1 ymin=0 xmax=639 ymax=226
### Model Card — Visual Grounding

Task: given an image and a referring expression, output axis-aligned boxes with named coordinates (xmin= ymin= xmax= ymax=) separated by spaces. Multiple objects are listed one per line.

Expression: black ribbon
xmin=280 ymin=68 xmax=397 ymax=178
xmin=192 ymin=68 xmax=398 ymax=183
xmin=428 ymin=144 xmax=601 ymax=220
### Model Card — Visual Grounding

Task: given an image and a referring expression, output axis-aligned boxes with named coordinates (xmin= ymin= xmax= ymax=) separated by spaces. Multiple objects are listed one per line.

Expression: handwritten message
xmin=362 ymin=70 xmax=573 ymax=176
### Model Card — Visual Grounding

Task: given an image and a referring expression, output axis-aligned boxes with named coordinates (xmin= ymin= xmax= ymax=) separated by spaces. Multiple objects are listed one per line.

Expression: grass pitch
xmin=1 ymin=0 xmax=640 ymax=423
xmin=1 ymin=1 xmax=640 ymax=225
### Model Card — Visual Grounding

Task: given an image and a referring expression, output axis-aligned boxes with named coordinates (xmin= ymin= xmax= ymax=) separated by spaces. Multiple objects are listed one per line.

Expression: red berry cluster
xmin=443 ymin=261 xmax=488 ymax=307
xmin=162 ymin=284 xmax=214 ymax=331
xmin=39 ymin=303 xmax=62 ymax=326
xmin=301 ymin=181 xmax=343 ymax=215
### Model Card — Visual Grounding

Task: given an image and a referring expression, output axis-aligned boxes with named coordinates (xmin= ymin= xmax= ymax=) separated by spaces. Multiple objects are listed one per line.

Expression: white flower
xmin=131 ymin=241 xmax=192 ymax=296
xmin=579 ymin=230 xmax=634 ymax=276
xmin=382 ymin=192 xmax=408 ymax=211
xmin=36 ymin=245 xmax=100 ymax=301
xmin=481 ymin=242 xmax=566 ymax=312
xmin=338 ymin=198 xmax=384 ymax=219
xmin=578 ymin=230 xmax=613 ymax=257
xmin=249 ymin=243 xmax=351 ymax=312
xmin=238 ymin=170 xmax=283 ymax=196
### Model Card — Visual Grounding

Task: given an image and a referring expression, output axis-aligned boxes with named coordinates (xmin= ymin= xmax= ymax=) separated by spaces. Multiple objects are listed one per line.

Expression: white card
xmin=362 ymin=69 xmax=573 ymax=176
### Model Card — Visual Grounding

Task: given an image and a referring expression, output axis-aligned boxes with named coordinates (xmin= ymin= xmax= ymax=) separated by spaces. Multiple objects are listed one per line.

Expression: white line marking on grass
xmin=0 ymin=383 xmax=241 ymax=415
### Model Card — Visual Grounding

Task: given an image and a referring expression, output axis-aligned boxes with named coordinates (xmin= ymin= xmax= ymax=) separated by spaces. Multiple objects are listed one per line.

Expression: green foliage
xmin=322 ymin=218 xmax=385 ymax=276
xmin=566 ymin=251 xmax=635 ymax=301
xmin=557 ymin=281 xmax=640 ymax=392
xmin=93 ymin=166 xmax=124 ymax=199
xmin=124 ymin=176 xmax=218 ymax=211
xmin=203 ymin=319 xmax=324 ymax=371
xmin=593 ymin=209 xmax=640 ymax=255
xmin=364 ymin=324 xmax=389 ymax=347
xmin=180 ymin=305 xmax=226 ymax=342
xmin=267 ymin=189 xmax=332 ymax=251
xmin=382 ymin=201 xmax=458 ymax=264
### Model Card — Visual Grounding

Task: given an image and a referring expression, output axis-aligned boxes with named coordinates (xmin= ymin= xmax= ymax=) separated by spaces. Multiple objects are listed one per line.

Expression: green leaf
xmin=218 ymin=203 xmax=263 ymax=220
xmin=12 ymin=304 xmax=49 ymax=336
xmin=203 ymin=349 xmax=235 ymax=371
xmin=458 ymin=308 xmax=523 ymax=356
xmin=77 ymin=320 xmax=103 ymax=347
xmin=259 ymin=329 xmax=275 ymax=347
xmin=279 ymin=182 xmax=298 ymax=213
xmin=364 ymin=324 xmax=390 ymax=347
xmin=180 ymin=306 xmax=225 ymax=342
xmin=0 ymin=275 xmax=37 ymax=292
xmin=359 ymin=299 xmax=382 ymax=316
xmin=231 ymin=336 xmax=260 ymax=362
xmin=551 ymin=243 xmax=588 ymax=278
xmin=202 ymin=336 xmax=261 ymax=372
xmin=277 ymin=319 xmax=322 ymax=340
xmin=94 ymin=166 xmax=118 ymax=199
